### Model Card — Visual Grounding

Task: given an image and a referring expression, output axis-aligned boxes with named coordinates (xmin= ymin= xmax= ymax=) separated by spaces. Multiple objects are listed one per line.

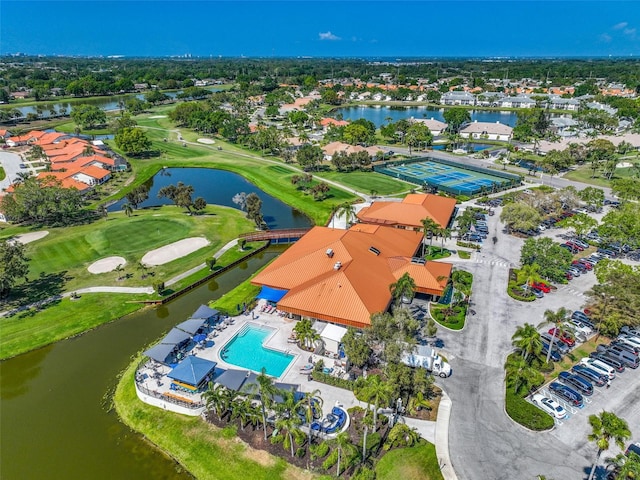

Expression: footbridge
xmin=239 ymin=228 xmax=312 ymax=244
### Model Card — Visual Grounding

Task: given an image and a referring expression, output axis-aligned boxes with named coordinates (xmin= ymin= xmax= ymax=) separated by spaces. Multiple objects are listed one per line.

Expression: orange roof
xmin=320 ymin=118 xmax=349 ymax=127
xmin=26 ymin=130 xmax=45 ymax=139
xmin=35 ymin=132 xmax=67 ymax=146
xmin=357 ymin=193 xmax=457 ymax=229
xmin=7 ymin=135 xmax=32 ymax=144
xmin=79 ymin=165 xmax=110 ymax=180
xmin=0 ymin=129 xmax=9 ymax=136
xmin=252 ymin=225 xmax=452 ymax=328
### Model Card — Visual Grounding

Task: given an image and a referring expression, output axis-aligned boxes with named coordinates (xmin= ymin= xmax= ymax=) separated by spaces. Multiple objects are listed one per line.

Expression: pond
xmin=0 ymin=246 xmax=286 ymax=480
xmin=335 ymin=105 xmax=519 ymax=127
xmin=108 ymin=168 xmax=313 ymax=230
xmin=8 ymin=87 xmax=223 ymax=119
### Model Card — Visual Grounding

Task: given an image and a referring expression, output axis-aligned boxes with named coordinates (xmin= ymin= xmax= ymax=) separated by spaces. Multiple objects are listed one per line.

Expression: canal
xmin=0 ymin=246 xmax=286 ymax=480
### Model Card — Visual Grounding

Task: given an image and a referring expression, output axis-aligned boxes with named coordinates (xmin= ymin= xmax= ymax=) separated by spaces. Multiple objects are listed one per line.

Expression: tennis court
xmin=375 ymin=158 xmax=521 ymax=196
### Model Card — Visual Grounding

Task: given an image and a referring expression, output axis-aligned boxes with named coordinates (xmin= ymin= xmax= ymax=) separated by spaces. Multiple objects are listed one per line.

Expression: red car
xmin=548 ymin=328 xmax=576 ymax=347
xmin=566 ymin=241 xmax=585 ymax=251
xmin=573 ymin=260 xmax=593 ymax=270
xmin=565 ymin=271 xmax=574 ymax=280
xmin=531 ymin=281 xmax=551 ymax=293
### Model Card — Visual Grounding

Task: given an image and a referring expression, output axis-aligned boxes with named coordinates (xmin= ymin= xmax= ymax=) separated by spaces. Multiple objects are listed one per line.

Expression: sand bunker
xmin=148 ymin=115 xmax=167 ymax=119
xmin=617 ymin=162 xmax=633 ymax=168
xmin=88 ymin=256 xmax=126 ymax=274
xmin=197 ymin=138 xmax=216 ymax=144
xmin=141 ymin=237 xmax=210 ymax=266
xmin=14 ymin=231 xmax=49 ymax=244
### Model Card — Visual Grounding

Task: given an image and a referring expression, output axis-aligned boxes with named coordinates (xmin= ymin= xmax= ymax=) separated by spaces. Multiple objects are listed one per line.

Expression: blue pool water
xmin=220 ymin=324 xmax=294 ymax=377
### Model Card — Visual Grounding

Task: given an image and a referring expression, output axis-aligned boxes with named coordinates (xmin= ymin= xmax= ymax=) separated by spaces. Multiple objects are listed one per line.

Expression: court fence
xmin=374 ymin=156 xmax=522 ymax=196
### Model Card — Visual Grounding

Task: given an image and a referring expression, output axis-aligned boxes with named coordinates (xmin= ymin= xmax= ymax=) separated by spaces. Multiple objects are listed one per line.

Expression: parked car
xmin=618 ymin=335 xmax=640 ymax=350
xmin=626 ymin=443 xmax=640 ymax=457
xmin=531 ymin=393 xmax=568 ymax=419
xmin=571 ymin=238 xmax=589 ymax=249
xmin=562 ymin=323 xmax=588 ymax=342
xmin=531 ymin=281 xmax=551 ymax=293
xmin=573 ymin=260 xmax=593 ymax=270
xmin=565 ymin=271 xmax=574 ymax=281
xmin=541 ymin=342 xmax=562 ymax=362
xmin=571 ymin=311 xmax=595 ymax=329
xmin=548 ymin=328 xmax=576 ymax=347
xmin=602 ymin=345 xmax=639 ymax=369
xmin=541 ymin=333 xmax=570 ymax=355
xmin=567 ymin=266 xmax=583 ymax=277
xmin=566 ymin=241 xmax=585 ymax=252
xmin=558 ymin=371 xmax=594 ymax=396
xmin=589 ymin=352 xmax=626 ymax=373
xmin=610 ymin=339 xmax=640 ymax=355
xmin=570 ymin=262 xmax=588 ymax=273
xmin=560 ymin=244 xmax=580 ymax=254
xmin=571 ymin=364 xmax=607 ymax=387
xmin=569 ymin=319 xmax=593 ymax=336
xmin=580 ymin=357 xmax=616 ymax=379
xmin=549 ymin=382 xmax=584 ymax=407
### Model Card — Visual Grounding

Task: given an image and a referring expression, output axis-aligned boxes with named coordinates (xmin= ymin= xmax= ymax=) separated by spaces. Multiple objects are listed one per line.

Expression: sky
xmin=1 ymin=1 xmax=639 ymax=58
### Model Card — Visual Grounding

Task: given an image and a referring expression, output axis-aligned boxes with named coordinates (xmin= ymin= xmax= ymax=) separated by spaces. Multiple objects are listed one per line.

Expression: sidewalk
xmin=435 ymin=389 xmax=458 ymax=480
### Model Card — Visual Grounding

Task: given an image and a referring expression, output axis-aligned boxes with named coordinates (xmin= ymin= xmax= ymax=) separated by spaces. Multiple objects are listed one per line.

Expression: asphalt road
xmin=0 ymin=150 xmax=25 ymax=190
xmin=434 ymin=206 xmax=608 ymax=480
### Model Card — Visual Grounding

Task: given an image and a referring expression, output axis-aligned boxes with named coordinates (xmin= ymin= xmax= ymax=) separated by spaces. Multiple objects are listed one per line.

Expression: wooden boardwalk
xmin=239 ymin=228 xmax=311 ymax=243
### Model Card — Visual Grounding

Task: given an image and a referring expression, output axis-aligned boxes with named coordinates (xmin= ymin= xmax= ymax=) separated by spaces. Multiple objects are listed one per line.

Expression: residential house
xmin=549 ymin=97 xmax=580 ymax=111
xmin=322 ymin=141 xmax=379 ymax=162
xmin=410 ymin=118 xmax=448 ymax=136
xmin=441 ymin=91 xmax=476 ymax=106
xmin=497 ymin=95 xmax=536 ymax=109
xmin=460 ymin=121 xmax=513 ymax=141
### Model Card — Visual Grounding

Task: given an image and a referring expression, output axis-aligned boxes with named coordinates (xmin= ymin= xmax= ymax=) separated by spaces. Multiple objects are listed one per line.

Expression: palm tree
xmin=330 ymin=431 xmax=357 ymax=477
xmin=389 ymin=272 xmax=416 ymax=307
xmin=122 ymin=202 xmax=133 ymax=217
xmin=230 ymin=397 xmax=252 ymax=431
xmin=293 ymin=318 xmax=319 ymax=350
xmin=82 ymin=144 xmax=95 ymax=156
xmin=337 ymin=202 xmax=357 ymax=228
xmin=587 ymin=411 xmax=631 ymax=480
xmin=606 ymin=451 xmax=640 ymax=479
xmin=203 ymin=383 xmax=230 ymax=421
xmin=361 ymin=375 xmax=394 ymax=431
xmin=504 ymin=354 xmax=543 ymax=395
xmin=439 ymin=227 xmax=452 ymax=249
xmin=421 ymin=217 xmax=439 ymax=257
xmin=520 ymin=263 xmax=542 ymax=295
xmin=385 ymin=423 xmax=421 ymax=449
xmin=299 ymin=390 xmax=322 ymax=448
xmin=538 ymin=307 xmax=569 ymax=363
xmin=511 ymin=323 xmax=542 ymax=362
xmin=275 ymin=413 xmax=303 ymax=457
xmin=252 ymin=367 xmax=278 ymax=440
xmin=360 ymin=411 xmax=374 ymax=463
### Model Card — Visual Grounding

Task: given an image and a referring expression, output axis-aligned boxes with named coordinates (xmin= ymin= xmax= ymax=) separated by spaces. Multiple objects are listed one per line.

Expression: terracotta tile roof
xmin=252 ymin=225 xmax=452 ymax=327
xmin=26 ymin=130 xmax=45 ymax=139
xmin=357 ymin=193 xmax=456 ymax=229
xmin=80 ymin=165 xmax=110 ymax=180
xmin=320 ymin=118 xmax=349 ymax=127
xmin=34 ymin=132 xmax=67 ymax=146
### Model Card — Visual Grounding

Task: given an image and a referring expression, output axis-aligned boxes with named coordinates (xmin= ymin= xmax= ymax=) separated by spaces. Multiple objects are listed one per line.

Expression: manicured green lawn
xmin=210 ymin=276 xmax=263 ymax=315
xmin=562 ymin=164 xmax=636 ymax=187
xmin=114 ymin=358 xmax=314 ymax=480
xmin=375 ymin=441 xmax=444 ymax=480
xmin=315 ymin=170 xmax=413 ymax=196
xmin=18 ymin=205 xmax=254 ymax=293
xmin=0 ymin=293 xmax=149 ymax=359
xmin=0 ymin=166 xmax=6 ymax=181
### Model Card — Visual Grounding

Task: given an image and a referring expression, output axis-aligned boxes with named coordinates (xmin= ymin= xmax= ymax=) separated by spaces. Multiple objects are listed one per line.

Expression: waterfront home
xmin=410 ymin=118 xmax=448 ymax=136
xmin=496 ymin=95 xmax=536 ymax=109
xmin=460 ymin=120 xmax=513 ymax=141
xmin=441 ymin=91 xmax=476 ymax=106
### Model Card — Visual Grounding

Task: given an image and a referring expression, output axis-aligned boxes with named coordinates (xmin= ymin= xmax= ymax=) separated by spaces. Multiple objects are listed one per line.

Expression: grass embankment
xmin=0 ymin=293 xmax=149 ymax=359
xmin=114 ymin=359 xmax=314 ymax=480
xmin=0 ymin=166 xmax=6 ymax=181
xmin=375 ymin=441 xmax=444 ymax=480
xmin=505 ymin=384 xmax=555 ymax=431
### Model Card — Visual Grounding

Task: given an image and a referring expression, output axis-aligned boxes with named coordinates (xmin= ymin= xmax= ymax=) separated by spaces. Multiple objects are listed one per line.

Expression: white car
xmin=531 ymin=394 xmax=568 ymax=419
xmin=580 ymin=357 xmax=615 ymax=380
xmin=618 ymin=335 xmax=640 ymax=350
xmin=569 ymin=319 xmax=593 ymax=336
xmin=562 ymin=323 xmax=588 ymax=342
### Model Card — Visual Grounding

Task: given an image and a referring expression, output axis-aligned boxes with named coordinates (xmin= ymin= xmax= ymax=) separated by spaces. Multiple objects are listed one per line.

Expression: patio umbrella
xmin=193 ymin=333 xmax=207 ymax=343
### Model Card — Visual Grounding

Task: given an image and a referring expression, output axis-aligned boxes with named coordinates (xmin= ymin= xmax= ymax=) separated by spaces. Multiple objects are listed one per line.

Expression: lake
xmin=108 ymin=168 xmax=312 ymax=230
xmin=335 ymin=105 xmax=519 ymax=127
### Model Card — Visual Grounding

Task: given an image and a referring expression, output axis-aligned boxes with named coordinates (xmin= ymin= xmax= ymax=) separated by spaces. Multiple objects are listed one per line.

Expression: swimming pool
xmin=220 ymin=324 xmax=294 ymax=377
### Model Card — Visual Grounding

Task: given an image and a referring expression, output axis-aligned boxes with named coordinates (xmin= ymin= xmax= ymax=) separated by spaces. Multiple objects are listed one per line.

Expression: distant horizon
xmin=2 ymin=1 xmax=640 ymax=58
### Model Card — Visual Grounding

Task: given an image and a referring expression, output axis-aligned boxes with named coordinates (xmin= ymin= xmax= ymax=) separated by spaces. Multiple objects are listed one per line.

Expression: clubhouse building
xmin=252 ymin=219 xmax=453 ymax=329
xmin=356 ymin=193 xmax=457 ymax=229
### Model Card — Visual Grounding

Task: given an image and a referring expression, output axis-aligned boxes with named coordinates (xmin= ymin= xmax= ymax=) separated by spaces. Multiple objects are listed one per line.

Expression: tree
xmin=578 ymin=187 xmax=605 ymax=211
xmin=121 ymin=202 xmax=133 ymax=217
xmin=341 ymin=327 xmax=372 ymax=368
xmin=587 ymin=411 xmax=631 ymax=480
xmin=389 ymin=272 xmax=416 ymax=306
xmin=538 ymin=307 xmax=569 ymax=363
xmin=296 ymin=144 xmax=323 ymax=171
xmin=114 ymin=127 xmax=152 ymax=155
xmin=421 ymin=217 xmax=440 ymax=257
xmin=559 ymin=212 xmax=597 ymax=237
xmin=330 ymin=431 xmax=357 ymax=477
xmin=336 ymin=202 xmax=356 ymax=227
xmin=611 ymin=179 xmax=640 ymax=202
xmin=504 ymin=354 xmax=544 ymax=395
xmin=245 ymin=192 xmax=264 ymax=228
xmin=293 ymin=319 xmax=320 ymax=349
xmin=0 ymin=240 xmax=30 ymax=297
xmin=520 ymin=263 xmax=542 ymax=295
xmin=599 ymin=203 xmax=640 ymax=247
xmin=343 ymin=123 xmax=374 ymax=146
xmin=361 ymin=375 xmax=394 ymax=432
xmin=384 ymin=423 xmax=421 ymax=450
xmin=125 ymin=97 xmax=148 ymax=115
xmin=520 ymin=237 xmax=573 ymax=283
xmin=203 ymin=382 xmax=232 ymax=421
xmin=110 ymin=112 xmax=138 ymax=133
xmin=275 ymin=405 xmax=303 ymax=457
xmin=606 ymin=451 xmax=640 ymax=480
xmin=443 ymin=107 xmax=471 ymax=133
xmin=70 ymin=104 xmax=106 ymax=129
xmin=511 ymin=323 xmax=542 ymax=362
xmin=145 ymin=89 xmax=169 ymax=105
xmin=586 ymin=139 xmax=615 ymax=178
xmin=299 ymin=390 xmax=323 ymax=448
xmin=500 ymin=202 xmax=542 ymax=233
xmin=405 ymin=122 xmax=433 ymax=154
xmin=251 ymin=367 xmax=278 ymax=440
xmin=157 ymin=182 xmax=195 ymax=213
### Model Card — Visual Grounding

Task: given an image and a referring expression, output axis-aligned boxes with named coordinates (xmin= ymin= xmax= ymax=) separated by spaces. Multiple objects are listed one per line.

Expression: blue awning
xmin=191 ymin=305 xmax=219 ymax=320
xmin=256 ymin=286 xmax=288 ymax=303
xmin=168 ymin=356 xmax=218 ymax=386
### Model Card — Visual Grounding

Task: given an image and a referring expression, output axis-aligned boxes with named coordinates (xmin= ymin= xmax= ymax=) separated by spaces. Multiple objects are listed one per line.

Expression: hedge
xmin=505 ymin=386 xmax=554 ymax=431
xmin=312 ymin=370 xmax=360 ymax=391
xmin=507 ymin=282 xmax=536 ymax=302
xmin=456 ymin=241 xmax=481 ymax=250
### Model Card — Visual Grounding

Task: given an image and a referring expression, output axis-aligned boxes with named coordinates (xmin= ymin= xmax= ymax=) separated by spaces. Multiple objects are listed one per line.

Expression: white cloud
xmin=599 ymin=33 xmax=612 ymax=43
xmin=623 ymin=28 xmax=637 ymax=37
xmin=613 ymin=22 xmax=628 ymax=30
xmin=319 ymin=31 xmax=341 ymax=41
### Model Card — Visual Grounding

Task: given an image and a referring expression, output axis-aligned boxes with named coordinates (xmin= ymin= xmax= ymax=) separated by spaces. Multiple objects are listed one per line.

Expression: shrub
xmin=362 ymin=432 xmax=381 ymax=455
xmin=322 ymin=448 xmax=339 ymax=470
xmin=456 ymin=195 xmax=471 ymax=203
xmin=153 ymin=281 xmax=165 ymax=294
xmin=505 ymin=386 xmax=554 ymax=431
xmin=352 ymin=466 xmax=376 ymax=480
xmin=270 ymin=434 xmax=284 ymax=445
xmin=507 ymin=282 xmax=536 ymax=302
xmin=456 ymin=241 xmax=481 ymax=251
xmin=296 ymin=447 xmax=306 ymax=458
xmin=310 ymin=441 xmax=330 ymax=460
xmin=313 ymin=371 xmax=359 ymax=391
xmin=458 ymin=250 xmax=471 ymax=259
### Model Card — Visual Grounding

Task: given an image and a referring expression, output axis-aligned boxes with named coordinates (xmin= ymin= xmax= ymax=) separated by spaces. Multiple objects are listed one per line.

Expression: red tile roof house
xmin=252 ymin=224 xmax=452 ymax=328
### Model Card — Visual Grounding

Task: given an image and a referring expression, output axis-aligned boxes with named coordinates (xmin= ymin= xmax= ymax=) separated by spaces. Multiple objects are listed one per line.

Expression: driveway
xmin=435 ymin=207 xmax=602 ymax=480
xmin=0 ymin=150 xmax=25 ymax=190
